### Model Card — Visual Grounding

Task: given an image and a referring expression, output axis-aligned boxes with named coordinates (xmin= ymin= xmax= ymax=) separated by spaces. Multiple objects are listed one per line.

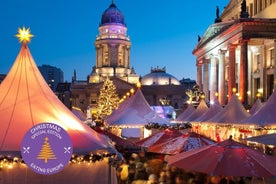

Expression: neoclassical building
xmin=70 ymin=2 xmax=194 ymax=113
xmin=194 ymin=0 xmax=276 ymax=106
xmin=88 ymin=2 xmax=139 ymax=84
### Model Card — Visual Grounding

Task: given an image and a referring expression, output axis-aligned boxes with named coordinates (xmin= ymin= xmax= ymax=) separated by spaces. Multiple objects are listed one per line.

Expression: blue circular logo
xmin=21 ymin=123 xmax=73 ymax=175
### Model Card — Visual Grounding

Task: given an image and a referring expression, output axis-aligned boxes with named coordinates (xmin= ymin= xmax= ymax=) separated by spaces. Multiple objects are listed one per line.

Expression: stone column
xmin=203 ymin=60 xmax=209 ymax=102
xmin=196 ymin=62 xmax=203 ymax=91
xmin=228 ymin=44 xmax=237 ymax=101
xmin=210 ymin=54 xmax=217 ymax=102
xmin=218 ymin=49 xmax=226 ymax=105
xmin=239 ymin=40 xmax=249 ymax=104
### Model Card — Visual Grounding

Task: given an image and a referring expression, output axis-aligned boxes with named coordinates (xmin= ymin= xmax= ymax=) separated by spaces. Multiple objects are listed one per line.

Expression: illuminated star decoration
xmin=15 ymin=27 xmax=34 ymax=43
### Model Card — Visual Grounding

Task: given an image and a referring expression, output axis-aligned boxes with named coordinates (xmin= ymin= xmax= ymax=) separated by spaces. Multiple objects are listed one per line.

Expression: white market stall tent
xmin=249 ymin=98 xmax=263 ymax=115
xmin=193 ymin=95 xmax=250 ymax=141
xmin=174 ymin=103 xmax=195 ymax=123
xmin=107 ymin=89 xmax=170 ymax=127
xmin=0 ymin=34 xmax=118 ymax=183
xmin=106 ymin=89 xmax=171 ymax=139
xmin=241 ymin=90 xmax=276 ymax=128
xmin=184 ymin=100 xmax=209 ymax=122
xmin=191 ymin=98 xmax=223 ymax=134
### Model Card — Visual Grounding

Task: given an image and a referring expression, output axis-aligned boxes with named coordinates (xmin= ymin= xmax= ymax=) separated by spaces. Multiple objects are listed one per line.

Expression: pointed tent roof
xmin=106 ymin=92 xmax=134 ymax=124
xmin=241 ymin=90 xmax=276 ymax=127
xmin=106 ymin=89 xmax=170 ymax=127
xmin=135 ymin=129 xmax=183 ymax=148
xmin=193 ymin=98 xmax=223 ymax=122
xmin=175 ymin=104 xmax=196 ymax=122
xmin=0 ymin=43 xmax=115 ymax=155
xmin=249 ymin=98 xmax=263 ymax=115
xmin=185 ymin=100 xmax=209 ymax=122
xmin=208 ymin=95 xmax=250 ymax=124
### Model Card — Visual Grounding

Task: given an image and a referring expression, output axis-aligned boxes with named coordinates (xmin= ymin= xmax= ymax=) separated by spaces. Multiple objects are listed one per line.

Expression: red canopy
xmin=168 ymin=137 xmax=276 ymax=177
xmin=135 ymin=129 xmax=182 ymax=148
xmin=148 ymin=132 xmax=215 ymax=155
xmin=94 ymin=127 xmax=140 ymax=150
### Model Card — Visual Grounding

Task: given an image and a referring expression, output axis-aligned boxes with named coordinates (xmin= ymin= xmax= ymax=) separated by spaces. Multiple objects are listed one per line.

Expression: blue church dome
xmin=101 ymin=3 xmax=125 ymax=26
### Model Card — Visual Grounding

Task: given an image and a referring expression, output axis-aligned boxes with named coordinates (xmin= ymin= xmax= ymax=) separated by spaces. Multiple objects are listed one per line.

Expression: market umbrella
xmin=168 ymin=136 xmax=276 ymax=177
xmin=94 ymin=127 xmax=140 ymax=151
xmin=148 ymin=132 xmax=215 ymax=155
xmin=245 ymin=133 xmax=276 ymax=146
xmin=135 ymin=129 xmax=182 ymax=148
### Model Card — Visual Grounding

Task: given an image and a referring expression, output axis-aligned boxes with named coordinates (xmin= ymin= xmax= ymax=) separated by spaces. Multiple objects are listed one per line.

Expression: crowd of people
xmin=115 ymin=151 xmax=249 ymax=184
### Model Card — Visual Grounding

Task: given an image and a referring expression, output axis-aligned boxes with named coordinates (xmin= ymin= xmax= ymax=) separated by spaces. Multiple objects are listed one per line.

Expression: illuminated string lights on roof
xmin=15 ymin=26 xmax=34 ymax=43
xmin=0 ymin=153 xmax=117 ymax=170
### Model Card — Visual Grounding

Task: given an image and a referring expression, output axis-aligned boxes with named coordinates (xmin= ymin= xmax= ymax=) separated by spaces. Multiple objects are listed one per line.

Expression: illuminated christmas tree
xmin=95 ymin=77 xmax=119 ymax=123
xmin=37 ymin=137 xmax=56 ymax=163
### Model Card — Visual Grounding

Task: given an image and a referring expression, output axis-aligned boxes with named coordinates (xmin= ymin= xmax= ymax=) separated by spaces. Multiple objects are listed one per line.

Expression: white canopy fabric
xmin=193 ymin=98 xmax=223 ymax=122
xmin=207 ymin=95 xmax=250 ymax=124
xmin=106 ymin=89 xmax=170 ymax=127
xmin=175 ymin=103 xmax=195 ymax=122
xmin=241 ymin=90 xmax=276 ymax=127
xmin=185 ymin=100 xmax=208 ymax=122
xmin=71 ymin=106 xmax=87 ymax=121
xmin=249 ymin=98 xmax=263 ymax=115
xmin=0 ymin=44 xmax=116 ymax=155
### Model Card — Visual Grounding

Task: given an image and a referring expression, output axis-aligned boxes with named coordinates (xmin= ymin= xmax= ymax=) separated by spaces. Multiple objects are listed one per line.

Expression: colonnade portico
xmin=194 ymin=19 xmax=276 ymax=106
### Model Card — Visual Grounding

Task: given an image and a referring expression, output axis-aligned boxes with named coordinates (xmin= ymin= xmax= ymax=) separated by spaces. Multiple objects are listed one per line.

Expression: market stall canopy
xmin=208 ymin=95 xmax=250 ymax=124
xmin=168 ymin=136 xmax=276 ymax=177
xmin=244 ymin=133 xmax=276 ymax=146
xmin=249 ymin=98 xmax=263 ymax=115
xmin=175 ymin=103 xmax=195 ymax=122
xmin=193 ymin=98 xmax=223 ymax=122
xmin=94 ymin=127 xmax=140 ymax=150
xmin=241 ymin=90 xmax=276 ymax=127
xmin=106 ymin=89 xmax=170 ymax=127
xmin=71 ymin=106 xmax=87 ymax=121
xmin=0 ymin=41 xmax=116 ymax=156
xmin=184 ymin=100 xmax=208 ymax=122
xmin=135 ymin=129 xmax=182 ymax=148
xmin=148 ymin=132 xmax=215 ymax=155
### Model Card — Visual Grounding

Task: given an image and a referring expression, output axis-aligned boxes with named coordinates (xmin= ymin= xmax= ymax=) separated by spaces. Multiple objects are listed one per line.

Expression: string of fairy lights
xmin=0 ymin=153 xmax=117 ymax=170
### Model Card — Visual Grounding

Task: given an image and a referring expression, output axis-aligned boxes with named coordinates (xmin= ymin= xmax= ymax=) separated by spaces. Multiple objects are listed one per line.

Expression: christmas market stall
xmin=106 ymin=88 xmax=171 ymax=139
xmin=191 ymin=97 xmax=223 ymax=134
xmin=0 ymin=27 xmax=119 ymax=184
xmin=193 ymin=95 xmax=250 ymax=142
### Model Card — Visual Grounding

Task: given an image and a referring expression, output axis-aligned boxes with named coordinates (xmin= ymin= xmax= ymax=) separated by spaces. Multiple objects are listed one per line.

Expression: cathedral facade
xmin=194 ymin=0 xmax=276 ymax=106
xmin=70 ymin=2 xmax=193 ymax=114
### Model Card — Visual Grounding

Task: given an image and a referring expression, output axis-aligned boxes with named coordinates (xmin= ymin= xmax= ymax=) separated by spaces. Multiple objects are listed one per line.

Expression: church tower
xmin=89 ymin=1 xmax=139 ymax=84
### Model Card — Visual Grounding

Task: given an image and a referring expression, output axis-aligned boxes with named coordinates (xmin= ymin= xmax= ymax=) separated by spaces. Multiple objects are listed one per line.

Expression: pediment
xmin=196 ymin=21 xmax=234 ymax=49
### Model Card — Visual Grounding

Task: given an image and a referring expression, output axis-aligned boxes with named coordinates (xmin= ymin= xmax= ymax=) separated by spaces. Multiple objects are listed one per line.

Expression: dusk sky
xmin=0 ymin=0 xmax=229 ymax=82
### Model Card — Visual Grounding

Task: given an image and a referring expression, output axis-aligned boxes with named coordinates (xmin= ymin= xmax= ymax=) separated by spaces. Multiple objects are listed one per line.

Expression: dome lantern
xmin=100 ymin=2 xmax=125 ymax=26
